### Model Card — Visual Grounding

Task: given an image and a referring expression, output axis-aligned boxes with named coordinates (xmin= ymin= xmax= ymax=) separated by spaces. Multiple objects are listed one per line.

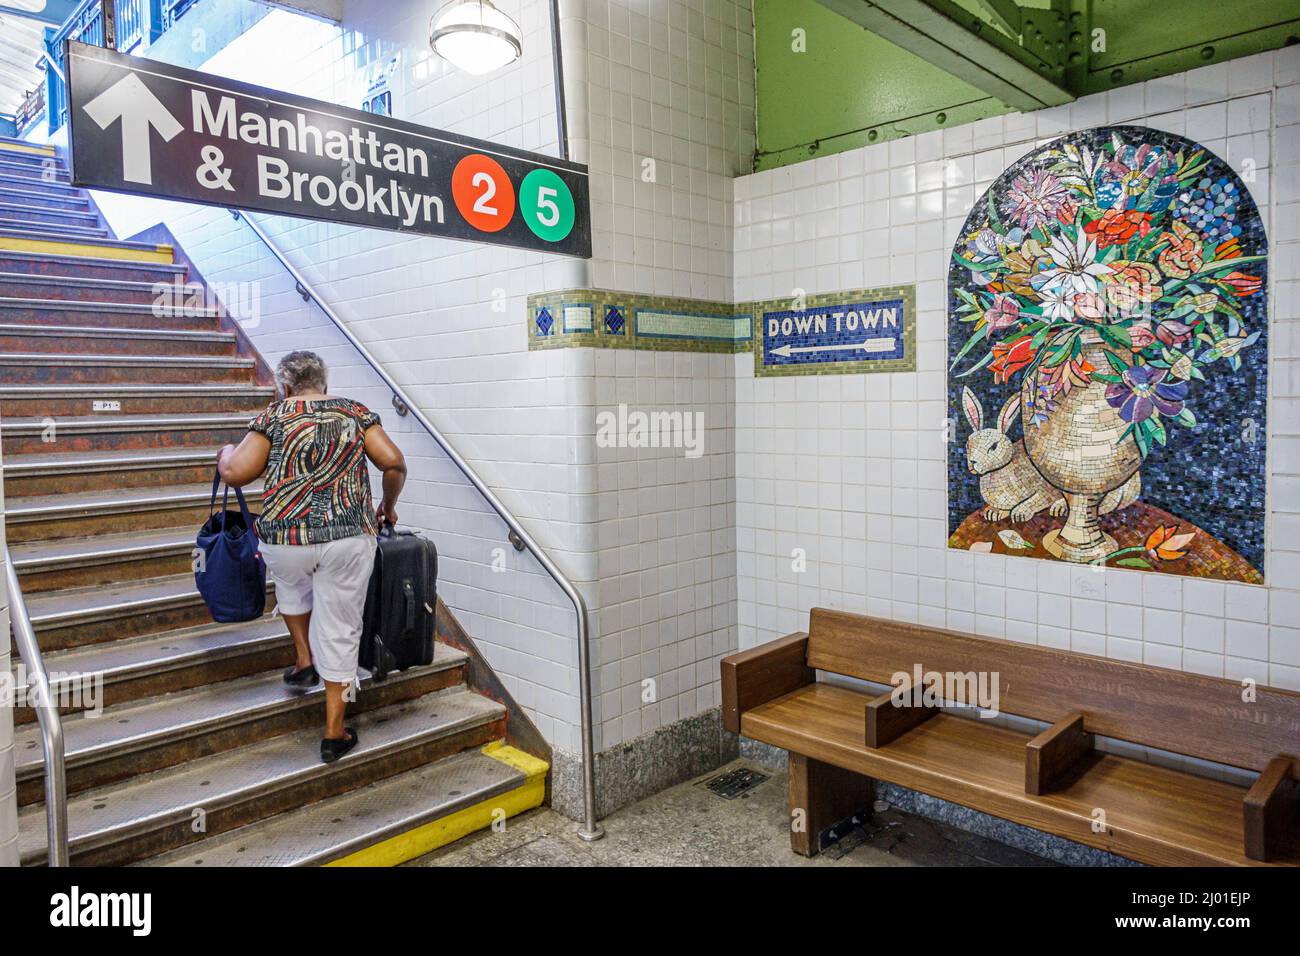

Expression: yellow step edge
xmin=0 ymin=235 xmax=174 ymax=264
xmin=0 ymin=142 xmax=56 ymax=158
xmin=326 ymin=743 xmax=550 ymax=868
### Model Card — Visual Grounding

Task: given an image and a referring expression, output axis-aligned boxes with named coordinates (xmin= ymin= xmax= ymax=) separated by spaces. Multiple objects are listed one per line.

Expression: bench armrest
xmin=720 ymin=632 xmax=813 ymax=734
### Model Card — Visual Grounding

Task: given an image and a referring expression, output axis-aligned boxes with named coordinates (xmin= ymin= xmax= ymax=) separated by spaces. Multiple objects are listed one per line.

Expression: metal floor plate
xmin=138 ymin=748 xmax=524 ymax=866
xmin=16 ymin=688 xmax=505 ymax=864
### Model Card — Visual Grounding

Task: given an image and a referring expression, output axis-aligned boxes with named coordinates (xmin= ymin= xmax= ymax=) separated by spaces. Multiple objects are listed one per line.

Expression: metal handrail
xmin=5 ymin=549 xmax=70 ymax=866
xmin=231 ymin=210 xmax=603 ymax=841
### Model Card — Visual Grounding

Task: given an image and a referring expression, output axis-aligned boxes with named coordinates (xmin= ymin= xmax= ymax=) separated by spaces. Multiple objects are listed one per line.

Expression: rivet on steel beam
xmin=936 ymin=112 xmax=947 ymax=124
xmin=1111 ymin=68 xmax=1124 ymax=83
xmin=1201 ymin=46 xmax=1216 ymax=60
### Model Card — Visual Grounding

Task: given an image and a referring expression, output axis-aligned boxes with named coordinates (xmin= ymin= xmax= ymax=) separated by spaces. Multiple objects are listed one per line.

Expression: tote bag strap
xmin=209 ymin=468 xmax=255 ymax=530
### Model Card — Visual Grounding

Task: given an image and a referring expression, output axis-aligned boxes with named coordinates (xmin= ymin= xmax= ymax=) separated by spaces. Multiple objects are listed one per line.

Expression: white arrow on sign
xmin=771 ymin=337 xmax=897 ymax=358
xmin=81 ymin=73 xmax=184 ymax=186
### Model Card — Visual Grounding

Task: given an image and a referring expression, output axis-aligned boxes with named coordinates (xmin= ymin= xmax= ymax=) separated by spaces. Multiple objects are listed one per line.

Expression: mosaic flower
xmin=990 ymin=336 xmax=1037 ymax=384
xmin=1083 ymin=208 xmax=1151 ymax=248
xmin=1102 ymin=261 xmax=1161 ymax=317
xmin=1104 ymin=365 xmax=1188 ymax=423
xmin=983 ymin=293 xmax=1021 ymax=334
xmin=1157 ymin=220 xmax=1204 ymax=278
xmin=1143 ymin=525 xmax=1195 ymax=562
xmin=1219 ymin=271 xmax=1262 ymax=297
xmin=1033 ymin=230 xmax=1111 ymax=299
xmin=1006 ymin=169 xmax=1070 ymax=232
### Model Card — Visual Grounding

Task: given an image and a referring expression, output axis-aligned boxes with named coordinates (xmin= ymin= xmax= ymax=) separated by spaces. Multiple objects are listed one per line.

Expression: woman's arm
xmin=364 ymin=424 xmax=407 ymax=526
xmin=217 ymin=432 xmax=272 ymax=488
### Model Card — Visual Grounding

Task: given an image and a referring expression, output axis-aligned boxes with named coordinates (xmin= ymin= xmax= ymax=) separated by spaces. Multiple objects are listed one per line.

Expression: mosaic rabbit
xmin=962 ymin=387 xmax=1067 ymax=523
xmin=962 ymin=387 xmax=1142 ymax=524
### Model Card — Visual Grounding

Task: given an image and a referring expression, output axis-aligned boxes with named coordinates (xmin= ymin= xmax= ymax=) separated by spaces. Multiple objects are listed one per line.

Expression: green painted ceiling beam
xmin=813 ymin=0 xmax=1075 ymax=111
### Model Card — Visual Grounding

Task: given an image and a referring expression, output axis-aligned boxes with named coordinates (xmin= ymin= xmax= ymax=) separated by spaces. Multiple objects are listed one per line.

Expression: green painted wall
xmin=755 ymin=0 xmax=1300 ymax=171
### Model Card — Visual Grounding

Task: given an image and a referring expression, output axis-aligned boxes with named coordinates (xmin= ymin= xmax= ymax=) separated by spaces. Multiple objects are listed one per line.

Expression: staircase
xmin=1 ymin=137 xmax=548 ymax=866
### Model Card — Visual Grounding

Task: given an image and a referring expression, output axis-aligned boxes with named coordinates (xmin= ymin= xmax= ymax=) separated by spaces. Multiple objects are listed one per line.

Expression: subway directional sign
xmin=64 ymin=41 xmax=591 ymax=258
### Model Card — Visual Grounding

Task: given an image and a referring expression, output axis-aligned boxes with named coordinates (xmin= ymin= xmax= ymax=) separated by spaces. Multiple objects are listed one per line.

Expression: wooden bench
xmin=722 ymin=608 xmax=1300 ymax=866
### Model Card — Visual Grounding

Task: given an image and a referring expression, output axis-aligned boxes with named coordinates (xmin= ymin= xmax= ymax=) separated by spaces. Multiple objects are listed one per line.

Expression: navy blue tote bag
xmin=195 ymin=470 xmax=266 ymax=623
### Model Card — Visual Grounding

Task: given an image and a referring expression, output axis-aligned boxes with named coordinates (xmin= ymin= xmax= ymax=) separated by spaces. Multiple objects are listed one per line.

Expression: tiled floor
xmin=406 ymin=759 xmax=1055 ymax=867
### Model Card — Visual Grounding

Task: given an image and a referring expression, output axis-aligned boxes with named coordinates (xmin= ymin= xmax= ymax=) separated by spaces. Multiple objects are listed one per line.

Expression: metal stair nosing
xmin=136 ymin=748 xmax=532 ymax=867
xmin=13 ymin=646 xmax=470 ymax=783
xmin=0 ymin=296 xmax=220 ymax=317
xmin=4 ymin=447 xmax=226 ymax=479
xmin=16 ymin=690 xmax=508 ymax=865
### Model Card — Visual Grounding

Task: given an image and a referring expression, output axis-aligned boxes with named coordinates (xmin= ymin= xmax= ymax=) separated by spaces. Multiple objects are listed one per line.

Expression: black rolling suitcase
xmin=359 ymin=524 xmax=437 ymax=680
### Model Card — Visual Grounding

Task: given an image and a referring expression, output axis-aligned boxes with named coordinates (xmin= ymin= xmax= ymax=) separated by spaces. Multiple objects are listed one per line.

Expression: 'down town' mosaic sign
xmin=754 ymin=286 xmax=916 ymax=376
xmin=947 ymin=126 xmax=1268 ymax=584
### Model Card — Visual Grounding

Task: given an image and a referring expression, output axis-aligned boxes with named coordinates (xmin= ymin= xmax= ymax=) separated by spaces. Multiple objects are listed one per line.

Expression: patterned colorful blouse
xmin=248 ymin=397 xmax=380 ymax=545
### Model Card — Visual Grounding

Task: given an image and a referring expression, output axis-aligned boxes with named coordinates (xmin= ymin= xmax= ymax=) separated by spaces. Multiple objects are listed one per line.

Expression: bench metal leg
xmin=788 ymin=753 xmax=873 ymax=857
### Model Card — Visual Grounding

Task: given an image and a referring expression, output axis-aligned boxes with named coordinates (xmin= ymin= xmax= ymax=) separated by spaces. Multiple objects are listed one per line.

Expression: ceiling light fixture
xmin=429 ymin=0 xmax=523 ymax=76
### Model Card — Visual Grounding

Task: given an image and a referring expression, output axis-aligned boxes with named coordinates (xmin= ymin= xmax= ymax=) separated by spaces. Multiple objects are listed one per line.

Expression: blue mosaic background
xmin=947 ymin=126 xmax=1268 ymax=573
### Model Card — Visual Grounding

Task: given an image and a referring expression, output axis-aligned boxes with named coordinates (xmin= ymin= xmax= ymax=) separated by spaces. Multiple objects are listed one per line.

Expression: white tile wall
xmin=733 ymin=51 xmax=1300 ymax=691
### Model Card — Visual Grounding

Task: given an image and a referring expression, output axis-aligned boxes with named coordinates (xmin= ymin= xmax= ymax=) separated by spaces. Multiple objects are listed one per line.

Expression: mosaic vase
xmin=1020 ymin=329 xmax=1142 ymax=563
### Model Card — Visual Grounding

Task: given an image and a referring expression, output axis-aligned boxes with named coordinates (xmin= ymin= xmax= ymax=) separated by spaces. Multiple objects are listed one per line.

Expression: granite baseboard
xmin=737 ymin=737 xmax=1137 ymax=868
xmin=550 ymin=708 xmax=739 ymax=822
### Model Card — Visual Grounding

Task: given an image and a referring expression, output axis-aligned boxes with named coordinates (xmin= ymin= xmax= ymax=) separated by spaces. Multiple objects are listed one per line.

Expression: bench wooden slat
xmin=807 ymin=608 xmax=1300 ymax=776
xmin=742 ymin=683 xmax=1298 ymax=867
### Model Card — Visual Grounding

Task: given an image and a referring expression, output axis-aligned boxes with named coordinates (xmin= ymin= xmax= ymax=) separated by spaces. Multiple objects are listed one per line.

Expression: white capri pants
xmin=259 ymin=534 xmax=377 ymax=684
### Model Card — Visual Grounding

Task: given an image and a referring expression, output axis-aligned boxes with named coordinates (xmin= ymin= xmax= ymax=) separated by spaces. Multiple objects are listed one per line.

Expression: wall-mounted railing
xmin=5 ymin=551 xmax=70 ymax=866
xmin=230 ymin=209 xmax=604 ymax=841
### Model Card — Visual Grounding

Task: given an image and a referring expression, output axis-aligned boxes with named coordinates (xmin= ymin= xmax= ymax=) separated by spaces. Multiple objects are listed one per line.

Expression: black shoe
xmin=283 ymin=664 xmax=319 ymax=689
xmin=321 ymin=728 xmax=358 ymax=763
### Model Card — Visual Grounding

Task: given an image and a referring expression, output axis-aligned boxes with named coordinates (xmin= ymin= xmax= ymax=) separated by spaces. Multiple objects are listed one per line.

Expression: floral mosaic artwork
xmin=947 ymin=126 xmax=1268 ymax=584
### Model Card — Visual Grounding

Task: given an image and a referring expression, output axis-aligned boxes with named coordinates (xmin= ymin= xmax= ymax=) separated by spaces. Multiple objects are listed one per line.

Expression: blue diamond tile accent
xmin=535 ymin=307 xmax=554 ymax=337
xmin=605 ymin=305 xmax=626 ymax=335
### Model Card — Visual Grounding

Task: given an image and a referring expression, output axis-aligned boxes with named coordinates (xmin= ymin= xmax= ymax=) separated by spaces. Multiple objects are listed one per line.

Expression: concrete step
xmin=0 ymin=382 xmax=275 ymax=417
xmin=0 ymin=156 xmax=65 ymax=177
xmin=0 ymin=323 xmax=240 ymax=357
xmin=0 ymin=352 xmax=256 ymax=386
xmin=0 ymin=271 xmax=186 ymax=304
xmin=13 ymin=645 xmax=470 ymax=804
xmin=0 ymin=295 xmax=223 ymax=330
xmin=139 ymin=745 xmax=540 ymax=867
xmin=0 ymin=186 xmax=87 ymax=210
xmin=1 ymin=411 xmax=251 ymax=457
xmin=17 ymin=689 xmax=508 ymax=865
xmin=4 ymin=480 xmax=265 ymax=542
xmin=11 ymin=527 xmax=200 ymax=590
xmin=0 ymin=202 xmax=99 ymax=228
xmin=20 ymin=572 xmax=276 ymax=652
xmin=14 ymin=616 xmax=291 ymax=722
xmin=0 ymin=250 xmax=185 ymax=282
xmin=3 ymin=445 xmax=226 ymax=496
xmin=0 ymin=221 xmax=109 ymax=242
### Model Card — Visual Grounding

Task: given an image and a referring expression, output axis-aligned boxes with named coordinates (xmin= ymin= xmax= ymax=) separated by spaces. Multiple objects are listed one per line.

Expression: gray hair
xmin=275 ymin=350 xmax=328 ymax=396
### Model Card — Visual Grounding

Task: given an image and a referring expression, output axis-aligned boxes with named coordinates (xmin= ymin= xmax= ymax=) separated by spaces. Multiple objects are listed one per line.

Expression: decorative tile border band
xmin=527 ymin=285 xmax=916 ymax=375
xmin=528 ymin=289 xmax=753 ymax=354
